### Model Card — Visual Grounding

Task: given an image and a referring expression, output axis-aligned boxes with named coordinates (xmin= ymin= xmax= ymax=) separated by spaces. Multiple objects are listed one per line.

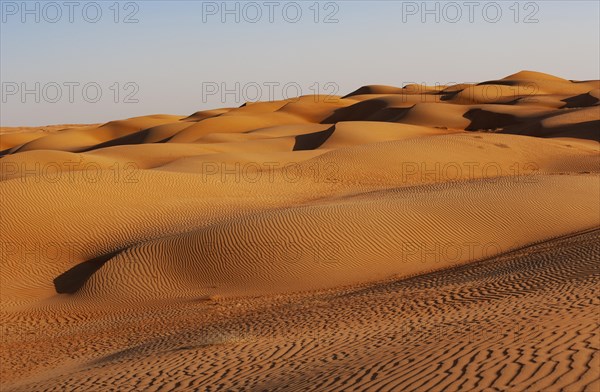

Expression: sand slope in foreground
xmin=2 ymin=230 xmax=599 ymax=391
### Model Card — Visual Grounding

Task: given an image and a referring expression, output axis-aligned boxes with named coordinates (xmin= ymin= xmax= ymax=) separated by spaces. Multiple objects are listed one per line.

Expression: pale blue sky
xmin=1 ymin=0 xmax=599 ymax=126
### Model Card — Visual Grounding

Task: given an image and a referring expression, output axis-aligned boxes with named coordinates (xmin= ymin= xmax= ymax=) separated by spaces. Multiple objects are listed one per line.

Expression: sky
xmin=1 ymin=0 xmax=599 ymax=126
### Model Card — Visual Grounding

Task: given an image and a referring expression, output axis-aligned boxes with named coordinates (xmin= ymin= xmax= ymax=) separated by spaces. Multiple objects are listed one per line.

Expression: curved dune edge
xmin=0 ymin=71 xmax=599 ymax=309
xmin=72 ymin=174 xmax=599 ymax=302
xmin=1 ymin=70 xmax=600 ymax=390
xmin=2 ymin=229 xmax=599 ymax=391
xmin=1 ymin=149 xmax=598 ymax=306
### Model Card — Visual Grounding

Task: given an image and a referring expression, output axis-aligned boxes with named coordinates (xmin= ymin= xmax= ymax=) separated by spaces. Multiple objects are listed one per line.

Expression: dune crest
xmin=1 ymin=71 xmax=599 ymax=306
xmin=1 ymin=72 xmax=599 ymax=391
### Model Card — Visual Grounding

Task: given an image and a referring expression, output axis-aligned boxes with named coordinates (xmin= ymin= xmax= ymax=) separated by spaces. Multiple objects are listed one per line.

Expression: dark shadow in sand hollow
xmin=53 ymin=250 xmax=120 ymax=294
xmin=463 ymin=108 xmax=521 ymax=131
xmin=561 ymin=93 xmax=599 ymax=108
xmin=293 ymin=126 xmax=335 ymax=151
xmin=321 ymin=99 xmax=390 ymax=123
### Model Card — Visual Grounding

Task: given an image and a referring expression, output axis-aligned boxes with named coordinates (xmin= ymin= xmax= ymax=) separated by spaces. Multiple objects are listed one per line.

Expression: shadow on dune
xmin=321 ymin=99 xmax=414 ymax=124
xmin=53 ymin=251 xmax=120 ymax=294
xmin=502 ymin=119 xmax=600 ymax=142
xmin=79 ymin=130 xmax=174 ymax=153
xmin=439 ymin=91 xmax=460 ymax=102
xmin=561 ymin=93 xmax=599 ymax=108
xmin=79 ymin=130 xmax=151 ymax=152
xmin=464 ymin=109 xmax=521 ymax=131
xmin=293 ymin=126 xmax=335 ymax=151
xmin=343 ymin=85 xmax=405 ymax=97
xmin=367 ymin=107 xmax=412 ymax=122
xmin=321 ymin=99 xmax=390 ymax=123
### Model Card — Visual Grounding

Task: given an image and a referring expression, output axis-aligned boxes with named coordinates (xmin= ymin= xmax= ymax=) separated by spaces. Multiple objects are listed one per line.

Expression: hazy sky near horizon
xmin=1 ymin=0 xmax=599 ymax=126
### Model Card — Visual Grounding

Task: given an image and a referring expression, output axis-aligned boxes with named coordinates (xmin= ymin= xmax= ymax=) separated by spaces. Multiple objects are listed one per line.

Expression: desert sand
xmin=1 ymin=71 xmax=599 ymax=391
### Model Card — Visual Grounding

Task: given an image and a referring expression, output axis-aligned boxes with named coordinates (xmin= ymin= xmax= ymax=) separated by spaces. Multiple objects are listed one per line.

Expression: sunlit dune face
xmin=1 ymin=71 xmax=599 ymax=391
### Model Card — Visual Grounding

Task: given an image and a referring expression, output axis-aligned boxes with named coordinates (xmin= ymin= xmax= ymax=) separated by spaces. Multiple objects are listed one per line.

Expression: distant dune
xmin=1 ymin=71 xmax=599 ymax=391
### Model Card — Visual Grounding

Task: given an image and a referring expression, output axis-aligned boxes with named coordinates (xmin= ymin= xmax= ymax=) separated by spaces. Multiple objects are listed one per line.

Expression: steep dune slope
xmin=1 ymin=71 xmax=599 ymax=391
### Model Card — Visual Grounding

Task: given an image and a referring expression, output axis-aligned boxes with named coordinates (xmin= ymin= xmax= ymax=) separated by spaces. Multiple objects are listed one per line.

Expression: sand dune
xmin=2 ymin=230 xmax=599 ymax=391
xmin=1 ymin=71 xmax=599 ymax=390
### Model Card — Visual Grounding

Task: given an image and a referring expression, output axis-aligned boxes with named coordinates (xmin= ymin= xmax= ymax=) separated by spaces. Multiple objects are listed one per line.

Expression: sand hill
xmin=1 ymin=71 xmax=599 ymax=391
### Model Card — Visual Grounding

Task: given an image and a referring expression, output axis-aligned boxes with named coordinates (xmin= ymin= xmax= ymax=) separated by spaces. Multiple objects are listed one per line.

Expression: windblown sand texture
xmin=1 ymin=71 xmax=599 ymax=391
